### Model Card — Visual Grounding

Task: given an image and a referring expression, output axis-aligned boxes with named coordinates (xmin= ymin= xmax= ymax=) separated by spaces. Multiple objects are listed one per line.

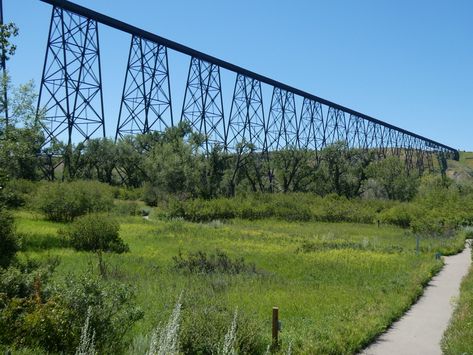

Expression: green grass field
xmin=13 ymin=210 xmax=467 ymax=354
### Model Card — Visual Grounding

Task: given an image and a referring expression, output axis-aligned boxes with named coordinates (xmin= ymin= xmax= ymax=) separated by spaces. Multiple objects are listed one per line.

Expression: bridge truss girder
xmin=36 ymin=0 xmax=459 ymax=183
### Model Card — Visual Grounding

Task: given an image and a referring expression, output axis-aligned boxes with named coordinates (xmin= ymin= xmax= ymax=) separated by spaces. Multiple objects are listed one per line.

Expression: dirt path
xmin=361 ymin=242 xmax=472 ymax=355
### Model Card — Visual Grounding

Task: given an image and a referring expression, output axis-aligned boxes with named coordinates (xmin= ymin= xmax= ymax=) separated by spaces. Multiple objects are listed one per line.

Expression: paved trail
xmin=361 ymin=242 xmax=472 ymax=355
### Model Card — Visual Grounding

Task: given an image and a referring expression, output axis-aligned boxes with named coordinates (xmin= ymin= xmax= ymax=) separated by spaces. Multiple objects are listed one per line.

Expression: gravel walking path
xmin=361 ymin=242 xmax=472 ymax=355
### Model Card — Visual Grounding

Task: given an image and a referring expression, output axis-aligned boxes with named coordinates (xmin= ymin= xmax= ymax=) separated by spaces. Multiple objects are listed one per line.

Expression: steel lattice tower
xmin=181 ymin=57 xmax=225 ymax=154
xmin=225 ymin=74 xmax=266 ymax=152
xmin=265 ymin=87 xmax=298 ymax=151
xmin=37 ymin=6 xmax=105 ymax=152
xmin=116 ymin=35 xmax=172 ymax=140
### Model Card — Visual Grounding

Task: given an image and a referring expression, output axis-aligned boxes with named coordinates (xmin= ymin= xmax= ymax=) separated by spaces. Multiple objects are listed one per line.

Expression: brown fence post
xmin=272 ymin=306 xmax=279 ymax=348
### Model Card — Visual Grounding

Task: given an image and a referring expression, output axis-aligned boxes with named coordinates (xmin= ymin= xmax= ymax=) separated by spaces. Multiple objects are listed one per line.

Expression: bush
xmin=168 ymin=193 xmax=379 ymax=224
xmin=52 ymin=272 xmax=144 ymax=354
xmin=311 ymin=194 xmax=376 ymax=224
xmin=0 ymin=258 xmax=58 ymax=299
xmin=113 ymin=200 xmax=141 ymax=216
xmin=2 ymin=179 xmax=38 ymax=208
xmin=379 ymin=203 xmax=419 ymax=228
xmin=112 ymin=186 xmax=143 ymax=201
xmin=173 ymin=250 xmax=257 ymax=275
xmin=0 ymin=267 xmax=143 ymax=354
xmin=63 ymin=214 xmax=128 ymax=253
xmin=179 ymin=290 xmax=265 ymax=354
xmin=33 ymin=180 xmax=113 ymax=222
xmin=0 ymin=209 xmax=17 ymax=268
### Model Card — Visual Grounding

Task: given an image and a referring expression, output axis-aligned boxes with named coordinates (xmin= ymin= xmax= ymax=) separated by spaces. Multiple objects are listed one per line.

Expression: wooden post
xmin=272 ymin=306 xmax=279 ymax=347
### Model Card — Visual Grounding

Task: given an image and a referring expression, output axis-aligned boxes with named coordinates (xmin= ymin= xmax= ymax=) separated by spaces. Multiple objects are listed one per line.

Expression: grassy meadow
xmin=13 ymin=208 xmax=467 ymax=354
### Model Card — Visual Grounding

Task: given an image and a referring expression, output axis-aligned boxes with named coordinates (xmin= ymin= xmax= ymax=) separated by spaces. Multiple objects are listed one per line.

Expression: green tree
xmin=314 ymin=142 xmax=372 ymax=197
xmin=143 ymin=122 xmax=202 ymax=201
xmin=115 ymin=136 xmax=147 ymax=187
xmin=198 ymin=145 xmax=228 ymax=199
xmin=366 ymin=156 xmax=419 ymax=201
xmin=0 ymin=80 xmax=44 ymax=180
xmin=0 ymin=22 xmax=19 ymax=129
xmin=81 ymin=138 xmax=118 ymax=183
xmin=273 ymin=147 xmax=313 ymax=193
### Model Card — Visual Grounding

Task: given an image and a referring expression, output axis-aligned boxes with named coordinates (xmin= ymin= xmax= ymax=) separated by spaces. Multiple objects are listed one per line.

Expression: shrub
xmin=0 ymin=258 xmax=59 ymax=299
xmin=2 ymin=179 xmax=38 ymax=208
xmin=0 ymin=267 xmax=143 ymax=354
xmin=63 ymin=214 xmax=128 ymax=254
xmin=33 ymin=180 xmax=113 ymax=222
xmin=379 ymin=203 xmax=422 ymax=228
xmin=113 ymin=200 xmax=141 ymax=216
xmin=0 ymin=209 xmax=17 ymax=268
xmin=168 ymin=193 xmax=381 ymax=224
xmin=143 ymin=182 xmax=161 ymax=207
xmin=0 ymin=258 xmax=63 ymax=351
xmin=53 ymin=272 xmax=144 ymax=354
xmin=179 ymin=290 xmax=265 ymax=354
xmin=173 ymin=250 xmax=257 ymax=275
xmin=112 ymin=186 xmax=143 ymax=201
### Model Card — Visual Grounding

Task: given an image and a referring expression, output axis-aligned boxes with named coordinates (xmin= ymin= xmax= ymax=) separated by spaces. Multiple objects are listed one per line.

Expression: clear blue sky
xmin=4 ymin=0 xmax=473 ymax=150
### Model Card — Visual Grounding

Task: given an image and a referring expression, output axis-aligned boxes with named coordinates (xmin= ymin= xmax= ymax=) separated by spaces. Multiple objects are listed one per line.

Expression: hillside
xmin=446 ymin=151 xmax=473 ymax=182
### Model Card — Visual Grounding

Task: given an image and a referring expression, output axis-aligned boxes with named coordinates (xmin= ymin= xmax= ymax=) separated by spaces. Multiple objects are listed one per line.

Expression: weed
xmin=75 ymin=306 xmax=96 ymax=355
xmin=220 ymin=309 xmax=238 ymax=355
xmin=148 ymin=293 xmax=182 ymax=355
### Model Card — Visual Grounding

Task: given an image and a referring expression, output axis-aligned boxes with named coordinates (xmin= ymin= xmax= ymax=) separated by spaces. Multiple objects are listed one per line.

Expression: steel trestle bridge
xmin=35 ymin=0 xmax=459 ymax=177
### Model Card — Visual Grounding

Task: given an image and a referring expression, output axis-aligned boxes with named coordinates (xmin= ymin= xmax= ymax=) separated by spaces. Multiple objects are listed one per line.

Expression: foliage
xmin=221 ymin=309 xmax=238 ymax=355
xmin=113 ymin=200 xmax=142 ymax=216
xmin=365 ymin=157 xmax=419 ymax=201
xmin=0 ymin=80 xmax=44 ymax=180
xmin=173 ymin=250 xmax=257 ymax=275
xmin=80 ymin=138 xmax=118 ymax=184
xmin=2 ymin=179 xmax=38 ymax=208
xmin=169 ymin=193 xmax=380 ymax=224
xmin=63 ymin=213 xmax=128 ymax=253
xmin=0 ymin=259 xmax=56 ymax=300
xmin=144 ymin=123 xmax=202 ymax=199
xmin=33 ymin=180 xmax=113 ymax=222
xmin=0 ymin=208 xmax=17 ymax=268
xmin=114 ymin=135 xmax=148 ymax=187
xmin=112 ymin=186 xmax=144 ymax=200
xmin=0 ymin=22 xmax=19 ymax=61
xmin=312 ymin=142 xmax=374 ymax=198
xmin=0 ymin=261 xmax=142 ymax=354
xmin=0 ymin=258 xmax=64 ymax=352
xmin=52 ymin=272 xmax=144 ymax=354
xmin=379 ymin=203 xmax=422 ymax=228
xmin=179 ymin=289 xmax=265 ymax=354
